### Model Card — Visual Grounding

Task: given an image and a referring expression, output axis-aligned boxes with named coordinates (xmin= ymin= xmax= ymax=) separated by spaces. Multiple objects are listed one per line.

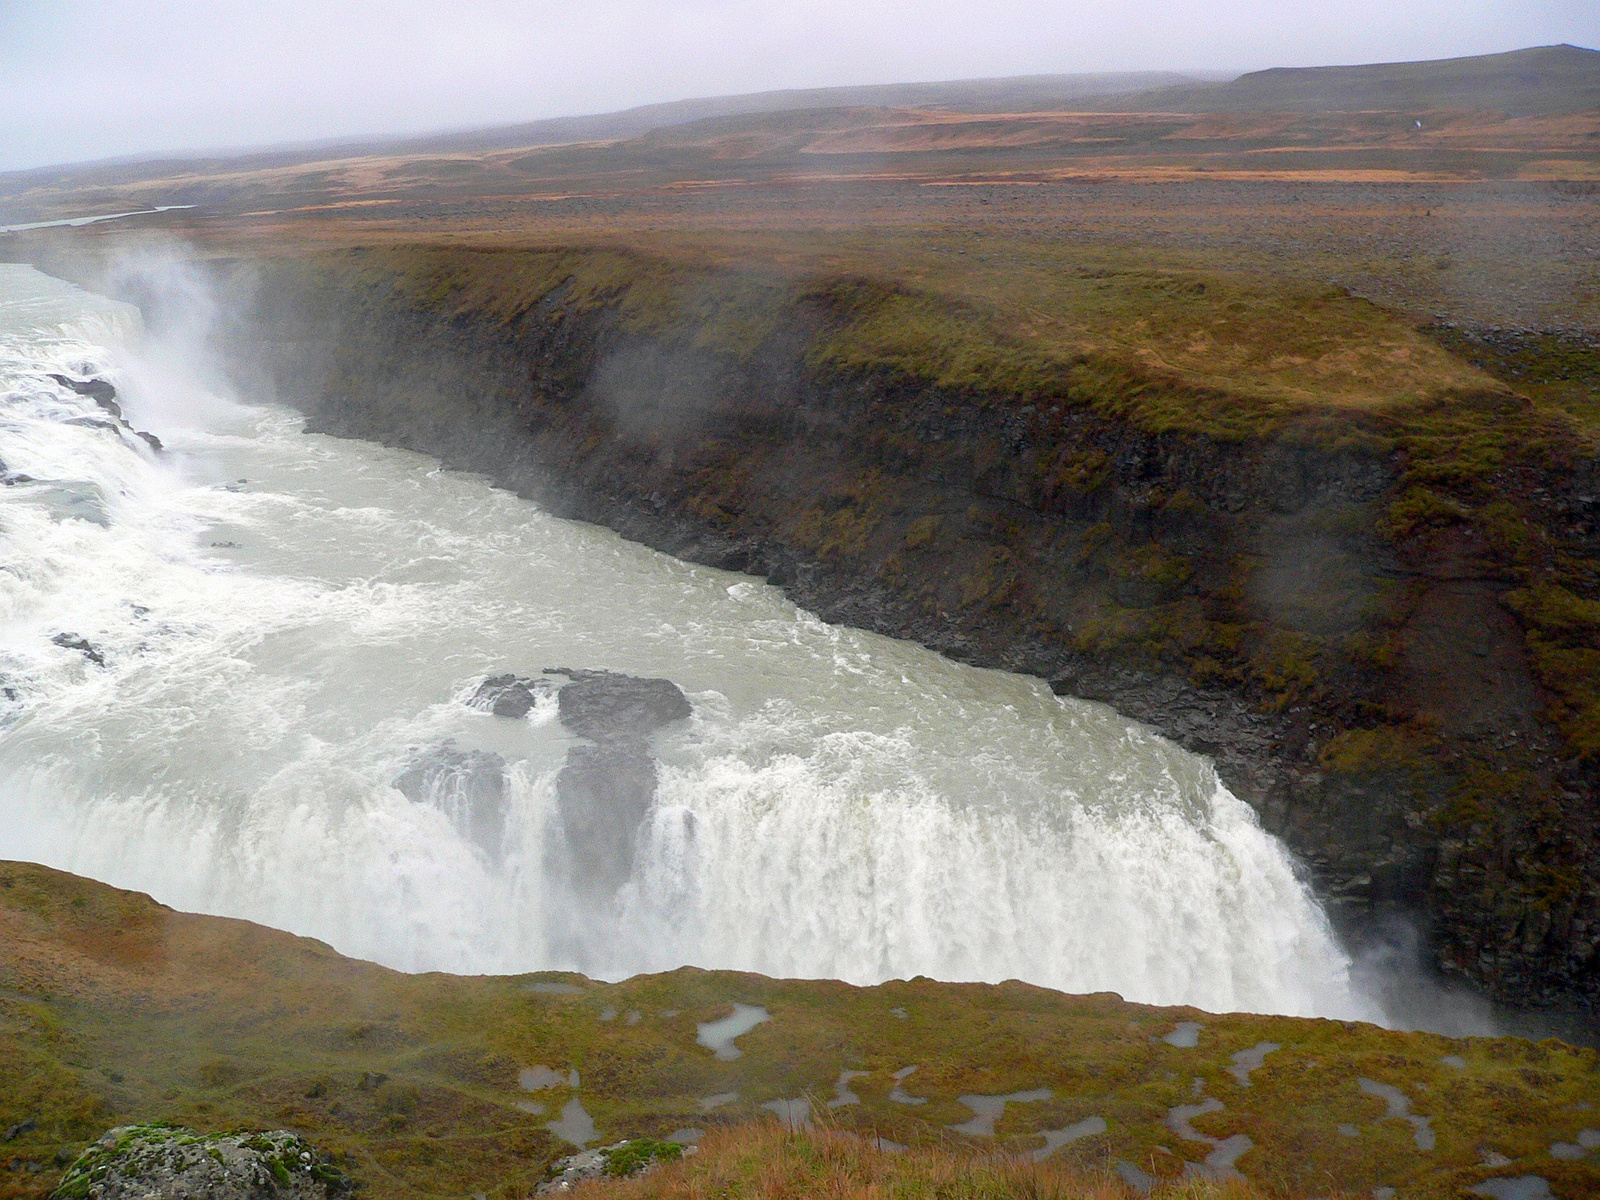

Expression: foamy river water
xmin=0 ymin=262 xmax=1381 ymax=1020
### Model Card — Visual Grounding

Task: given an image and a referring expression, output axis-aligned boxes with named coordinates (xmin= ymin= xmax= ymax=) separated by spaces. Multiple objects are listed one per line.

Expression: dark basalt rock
xmin=544 ymin=668 xmax=692 ymax=742
xmin=63 ymin=415 xmax=121 ymax=433
xmin=52 ymin=632 xmax=105 ymax=667
xmin=544 ymin=669 xmax=692 ymax=899
xmin=44 ymin=376 xmax=162 ymax=452
xmin=393 ymin=740 xmax=507 ymax=859
xmin=465 ymin=668 xmax=691 ymax=891
xmin=48 ymin=373 xmax=118 ymax=409
xmin=554 ymin=744 xmax=662 ymax=897
xmin=59 ymin=412 xmax=164 ymax=454
xmin=468 ymin=673 xmax=549 ymax=718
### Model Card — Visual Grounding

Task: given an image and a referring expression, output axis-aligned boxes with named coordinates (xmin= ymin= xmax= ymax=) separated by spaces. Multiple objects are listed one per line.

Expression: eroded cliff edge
xmin=134 ymin=247 xmax=1600 ymax=1020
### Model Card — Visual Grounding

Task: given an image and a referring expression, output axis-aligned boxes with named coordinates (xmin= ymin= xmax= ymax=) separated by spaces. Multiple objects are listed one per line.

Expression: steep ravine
xmin=140 ymin=251 xmax=1600 ymax=1023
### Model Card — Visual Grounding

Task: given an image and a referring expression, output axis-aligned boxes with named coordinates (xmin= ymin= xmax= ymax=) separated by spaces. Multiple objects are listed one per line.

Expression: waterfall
xmin=0 ymin=263 xmax=1381 ymax=1022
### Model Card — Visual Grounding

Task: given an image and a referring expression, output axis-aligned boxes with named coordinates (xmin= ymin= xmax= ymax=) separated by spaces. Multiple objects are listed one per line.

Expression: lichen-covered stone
xmin=52 ymin=1125 xmax=350 ymax=1200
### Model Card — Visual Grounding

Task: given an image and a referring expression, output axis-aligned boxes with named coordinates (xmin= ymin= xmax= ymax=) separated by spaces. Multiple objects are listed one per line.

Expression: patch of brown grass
xmin=597 ymin=1123 xmax=1268 ymax=1200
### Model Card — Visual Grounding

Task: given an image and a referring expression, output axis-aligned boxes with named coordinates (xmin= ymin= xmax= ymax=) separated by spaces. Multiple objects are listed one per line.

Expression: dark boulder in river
xmin=51 ymin=632 xmax=105 ymax=666
xmin=545 ymin=668 xmax=691 ymax=742
xmin=47 ymin=372 xmax=118 ymax=410
xmin=463 ymin=667 xmax=690 ymax=891
xmin=63 ymin=415 xmax=122 ymax=434
xmin=555 ymin=743 xmax=663 ymax=896
xmin=44 ymin=375 xmax=162 ymax=452
xmin=544 ymin=669 xmax=692 ymax=899
xmin=393 ymin=740 xmax=508 ymax=859
xmin=468 ymin=673 xmax=548 ymax=718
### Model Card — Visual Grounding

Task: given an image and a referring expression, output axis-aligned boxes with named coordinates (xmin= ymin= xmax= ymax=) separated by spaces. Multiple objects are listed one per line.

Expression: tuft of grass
xmin=1316 ymin=725 xmax=1428 ymax=775
xmin=1503 ymin=584 xmax=1600 ymax=760
xmin=599 ymin=1123 xmax=1265 ymax=1200
xmin=601 ymin=1138 xmax=684 ymax=1178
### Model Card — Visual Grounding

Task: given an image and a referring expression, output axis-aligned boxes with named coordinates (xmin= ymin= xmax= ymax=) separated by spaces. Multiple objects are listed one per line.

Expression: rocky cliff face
xmin=207 ymin=252 xmax=1598 ymax=1023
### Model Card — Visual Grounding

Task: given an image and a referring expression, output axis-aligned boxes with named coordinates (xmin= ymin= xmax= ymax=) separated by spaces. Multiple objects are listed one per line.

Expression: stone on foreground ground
xmin=50 ymin=1125 xmax=348 ymax=1200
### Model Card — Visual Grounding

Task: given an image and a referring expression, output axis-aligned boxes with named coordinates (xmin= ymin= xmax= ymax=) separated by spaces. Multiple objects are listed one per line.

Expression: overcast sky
xmin=2 ymin=0 xmax=1596 ymax=172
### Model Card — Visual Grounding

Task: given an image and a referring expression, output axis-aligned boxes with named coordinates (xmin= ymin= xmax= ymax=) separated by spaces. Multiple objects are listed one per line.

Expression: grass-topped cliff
xmin=369 ymin=234 xmax=1591 ymax=764
xmin=4 ymin=862 xmax=1600 ymax=1200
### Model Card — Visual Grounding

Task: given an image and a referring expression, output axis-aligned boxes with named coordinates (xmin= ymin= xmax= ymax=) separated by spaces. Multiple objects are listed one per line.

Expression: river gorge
xmin=0 ymin=261 xmax=1390 ymax=1022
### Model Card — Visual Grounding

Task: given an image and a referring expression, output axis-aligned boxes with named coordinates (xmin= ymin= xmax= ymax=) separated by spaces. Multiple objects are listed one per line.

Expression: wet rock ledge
xmin=397 ymin=669 xmax=692 ymax=893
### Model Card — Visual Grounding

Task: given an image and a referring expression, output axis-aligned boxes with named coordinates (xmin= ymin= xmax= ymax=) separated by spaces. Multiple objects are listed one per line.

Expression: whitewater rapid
xmin=0 ymin=263 xmax=1380 ymax=1021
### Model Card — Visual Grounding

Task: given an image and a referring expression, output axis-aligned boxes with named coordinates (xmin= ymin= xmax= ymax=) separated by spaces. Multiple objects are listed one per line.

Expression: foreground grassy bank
xmin=3 ymin=862 xmax=1600 ymax=1200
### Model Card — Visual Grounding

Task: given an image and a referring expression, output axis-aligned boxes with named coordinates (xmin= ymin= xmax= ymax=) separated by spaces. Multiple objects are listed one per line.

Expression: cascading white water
xmin=0 ymin=262 xmax=1382 ymax=1021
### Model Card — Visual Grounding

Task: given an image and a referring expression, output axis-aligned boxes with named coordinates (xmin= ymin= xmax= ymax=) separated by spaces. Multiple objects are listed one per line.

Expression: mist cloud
xmin=1 ymin=0 xmax=1595 ymax=171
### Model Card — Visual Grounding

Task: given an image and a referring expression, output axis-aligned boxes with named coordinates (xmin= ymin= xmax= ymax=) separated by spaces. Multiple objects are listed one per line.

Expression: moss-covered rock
xmin=51 ymin=1126 xmax=348 ymax=1200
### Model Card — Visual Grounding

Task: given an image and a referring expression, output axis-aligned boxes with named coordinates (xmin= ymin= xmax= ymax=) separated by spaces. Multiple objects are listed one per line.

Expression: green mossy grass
xmin=600 ymin=1138 xmax=683 ymax=1178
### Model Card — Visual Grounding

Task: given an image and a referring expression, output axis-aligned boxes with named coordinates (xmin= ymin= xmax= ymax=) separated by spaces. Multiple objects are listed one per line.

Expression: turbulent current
xmin=0 ymin=263 xmax=1381 ymax=1021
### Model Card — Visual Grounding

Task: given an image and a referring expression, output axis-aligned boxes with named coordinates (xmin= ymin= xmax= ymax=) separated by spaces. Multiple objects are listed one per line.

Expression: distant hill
xmin=392 ymin=70 xmax=1210 ymax=155
xmin=3 ymin=44 xmax=1595 ymax=198
xmin=1097 ymin=44 xmax=1600 ymax=117
xmin=0 ymin=70 xmax=1202 ymax=189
